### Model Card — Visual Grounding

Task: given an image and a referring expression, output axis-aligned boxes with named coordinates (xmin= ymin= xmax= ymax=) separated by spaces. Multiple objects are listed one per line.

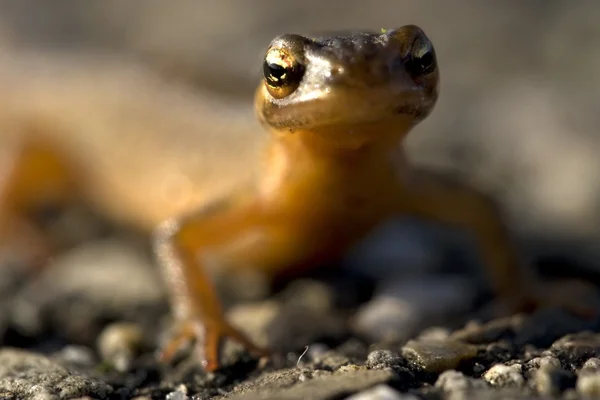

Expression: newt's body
xmin=0 ymin=54 xmax=268 ymax=231
xmin=0 ymin=26 xmax=595 ymax=372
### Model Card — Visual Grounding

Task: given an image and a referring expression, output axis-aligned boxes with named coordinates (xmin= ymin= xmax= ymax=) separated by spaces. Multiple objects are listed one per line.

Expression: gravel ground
xmin=1 ymin=220 xmax=600 ymax=400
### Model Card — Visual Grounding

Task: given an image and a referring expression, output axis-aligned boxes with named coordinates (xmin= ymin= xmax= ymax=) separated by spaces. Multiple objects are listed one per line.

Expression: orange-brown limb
xmin=153 ymin=196 xmax=316 ymax=371
xmin=406 ymin=168 xmax=598 ymax=318
xmin=0 ymin=139 xmax=80 ymax=267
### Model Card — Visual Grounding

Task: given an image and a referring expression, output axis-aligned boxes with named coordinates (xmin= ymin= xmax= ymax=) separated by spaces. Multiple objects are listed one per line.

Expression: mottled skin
xmin=0 ymin=25 xmax=594 ymax=372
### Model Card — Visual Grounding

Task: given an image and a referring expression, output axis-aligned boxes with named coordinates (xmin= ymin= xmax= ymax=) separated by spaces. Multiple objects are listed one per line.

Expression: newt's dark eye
xmin=264 ymin=62 xmax=286 ymax=85
xmin=263 ymin=47 xmax=304 ymax=99
xmin=405 ymin=38 xmax=436 ymax=78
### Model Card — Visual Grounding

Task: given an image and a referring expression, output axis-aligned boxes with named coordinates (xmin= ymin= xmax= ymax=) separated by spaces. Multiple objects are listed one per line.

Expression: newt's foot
xmin=501 ymin=278 xmax=600 ymax=319
xmin=158 ymin=318 xmax=270 ymax=372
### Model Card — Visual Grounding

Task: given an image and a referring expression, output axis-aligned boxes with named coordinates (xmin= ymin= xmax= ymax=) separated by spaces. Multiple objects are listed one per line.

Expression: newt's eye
xmin=263 ymin=47 xmax=304 ymax=99
xmin=405 ymin=37 xmax=436 ymax=78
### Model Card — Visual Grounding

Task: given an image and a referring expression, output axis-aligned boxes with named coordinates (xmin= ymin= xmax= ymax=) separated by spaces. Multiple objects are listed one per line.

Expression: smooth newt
xmin=0 ymin=25 xmax=595 ymax=371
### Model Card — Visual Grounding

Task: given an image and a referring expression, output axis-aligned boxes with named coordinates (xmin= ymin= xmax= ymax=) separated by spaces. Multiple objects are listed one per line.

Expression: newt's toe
xmin=159 ymin=318 xmax=269 ymax=372
xmin=158 ymin=319 xmax=196 ymax=364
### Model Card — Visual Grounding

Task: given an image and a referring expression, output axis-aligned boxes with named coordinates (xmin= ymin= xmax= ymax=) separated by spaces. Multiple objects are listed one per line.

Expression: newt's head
xmin=255 ymin=25 xmax=439 ymax=150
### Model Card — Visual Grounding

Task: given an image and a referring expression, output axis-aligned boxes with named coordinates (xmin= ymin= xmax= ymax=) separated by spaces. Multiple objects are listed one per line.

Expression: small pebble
xmin=353 ymin=277 xmax=475 ymax=343
xmin=576 ymin=357 xmax=600 ymax=397
xmin=577 ymin=372 xmax=600 ymax=397
xmin=165 ymin=391 xmax=189 ymax=400
xmin=435 ymin=370 xmax=488 ymax=392
xmin=54 ymin=345 xmax=96 ymax=368
xmin=402 ymin=339 xmax=478 ymax=374
xmin=345 ymin=383 xmax=416 ymax=400
xmin=306 ymin=343 xmax=330 ymax=362
xmin=582 ymin=357 xmax=600 ymax=370
xmin=483 ymin=363 xmax=524 ymax=388
xmin=526 ymin=355 xmax=561 ymax=370
xmin=366 ymin=350 xmax=403 ymax=369
xmin=97 ymin=322 xmax=145 ymax=372
xmin=530 ymin=364 xmax=575 ymax=396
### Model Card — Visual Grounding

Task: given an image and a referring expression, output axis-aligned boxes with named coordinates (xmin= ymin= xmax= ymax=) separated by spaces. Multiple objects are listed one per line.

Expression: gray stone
xmin=220 ymin=367 xmax=398 ymax=400
xmin=402 ymin=339 xmax=479 ymax=374
xmin=353 ymin=276 xmax=476 ymax=343
xmin=0 ymin=348 xmax=112 ymax=400
xmin=365 ymin=350 xmax=403 ymax=369
xmin=434 ymin=370 xmax=489 ymax=393
xmin=483 ymin=364 xmax=525 ymax=388
xmin=434 ymin=371 xmax=546 ymax=400
xmin=53 ymin=346 xmax=96 ymax=370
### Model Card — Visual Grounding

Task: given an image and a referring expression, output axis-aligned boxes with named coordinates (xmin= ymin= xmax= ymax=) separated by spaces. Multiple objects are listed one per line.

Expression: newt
xmin=0 ymin=25 xmax=595 ymax=372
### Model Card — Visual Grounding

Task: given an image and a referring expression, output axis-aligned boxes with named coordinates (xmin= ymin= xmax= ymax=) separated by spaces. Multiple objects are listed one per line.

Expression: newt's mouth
xmin=256 ymin=83 xmax=434 ymax=135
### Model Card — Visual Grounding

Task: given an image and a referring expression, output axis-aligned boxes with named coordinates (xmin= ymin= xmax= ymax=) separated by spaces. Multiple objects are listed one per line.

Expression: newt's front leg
xmin=153 ymin=196 xmax=309 ymax=371
xmin=406 ymin=168 xmax=597 ymax=317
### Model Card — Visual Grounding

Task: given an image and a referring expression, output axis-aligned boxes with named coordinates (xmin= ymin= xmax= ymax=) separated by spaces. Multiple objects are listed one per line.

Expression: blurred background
xmin=0 ymin=0 xmax=599 ymax=267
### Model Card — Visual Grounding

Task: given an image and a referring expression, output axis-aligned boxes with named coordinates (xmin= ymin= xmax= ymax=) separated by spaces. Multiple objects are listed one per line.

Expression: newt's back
xmin=0 ymin=50 xmax=267 ymax=230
